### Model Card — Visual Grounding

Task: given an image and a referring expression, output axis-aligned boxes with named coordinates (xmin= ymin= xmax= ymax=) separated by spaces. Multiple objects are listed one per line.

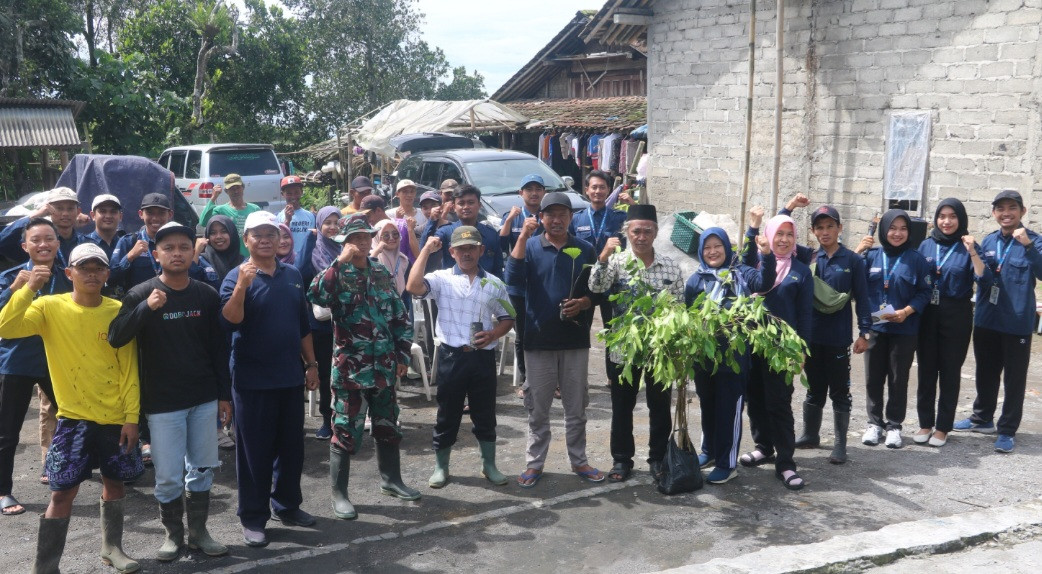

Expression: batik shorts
xmin=46 ymin=418 xmax=144 ymax=491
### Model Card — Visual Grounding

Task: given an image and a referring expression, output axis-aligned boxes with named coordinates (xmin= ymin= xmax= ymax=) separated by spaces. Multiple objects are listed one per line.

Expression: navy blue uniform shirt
xmin=741 ymin=247 xmax=814 ymax=343
xmin=808 ymin=245 xmax=873 ymax=347
xmin=219 ymin=262 xmax=311 ymax=390
xmin=569 ymin=206 xmax=627 ymax=254
xmin=505 ymin=234 xmax=600 ymax=351
xmin=88 ymin=229 xmax=126 ymax=259
xmin=423 ymin=220 xmax=503 ymax=278
xmin=918 ymin=237 xmax=976 ymax=300
xmin=0 ymin=216 xmax=87 ymax=267
xmin=974 ymin=227 xmax=1042 ymax=336
xmin=0 ymin=262 xmax=73 ymax=377
xmin=499 ymin=208 xmax=542 ymax=297
xmin=863 ymin=247 xmax=932 ymax=335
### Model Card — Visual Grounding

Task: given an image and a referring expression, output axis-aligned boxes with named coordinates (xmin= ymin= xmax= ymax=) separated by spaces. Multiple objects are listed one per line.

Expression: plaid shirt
xmin=589 ymin=249 xmax=685 ymax=363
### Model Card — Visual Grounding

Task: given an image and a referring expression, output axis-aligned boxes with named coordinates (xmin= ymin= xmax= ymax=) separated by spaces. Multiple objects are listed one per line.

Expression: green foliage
xmin=0 ymin=0 xmax=80 ymax=96
xmin=435 ymin=66 xmax=487 ymax=100
xmin=478 ymin=277 xmax=517 ymax=319
xmin=599 ymin=255 xmax=808 ymax=392
xmin=300 ymin=184 xmax=337 ymax=212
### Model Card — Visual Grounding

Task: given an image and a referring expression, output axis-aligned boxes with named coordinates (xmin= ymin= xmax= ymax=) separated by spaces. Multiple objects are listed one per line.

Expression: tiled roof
xmin=509 ymin=96 xmax=647 ymax=132
xmin=0 ymin=98 xmax=85 ymax=149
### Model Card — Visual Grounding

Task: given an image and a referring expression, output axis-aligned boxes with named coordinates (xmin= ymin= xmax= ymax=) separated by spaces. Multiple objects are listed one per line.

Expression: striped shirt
xmin=420 ymin=266 xmax=512 ymax=349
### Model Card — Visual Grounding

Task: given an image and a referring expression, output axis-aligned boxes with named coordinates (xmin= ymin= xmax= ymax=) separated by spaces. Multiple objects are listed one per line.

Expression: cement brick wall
xmin=647 ymin=0 xmax=1042 ymax=240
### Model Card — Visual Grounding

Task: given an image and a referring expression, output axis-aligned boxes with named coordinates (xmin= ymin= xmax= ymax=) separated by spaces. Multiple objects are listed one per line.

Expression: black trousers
xmin=313 ymin=329 xmax=334 ymax=427
xmin=747 ymin=355 xmax=797 ymax=473
xmin=509 ymin=294 xmax=527 ymax=385
xmin=432 ymin=346 xmax=497 ymax=450
xmin=803 ymin=343 xmax=853 ymax=412
xmin=864 ymin=332 xmax=917 ymax=430
xmin=606 ymin=360 xmax=672 ymax=468
xmin=971 ymin=326 xmax=1031 ymax=436
xmin=916 ymin=298 xmax=972 ymax=432
xmin=0 ymin=374 xmax=56 ymax=495
xmin=598 ymin=301 xmax=614 ymax=374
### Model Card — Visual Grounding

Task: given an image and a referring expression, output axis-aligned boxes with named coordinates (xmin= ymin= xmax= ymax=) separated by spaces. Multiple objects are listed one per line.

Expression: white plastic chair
xmin=498 ymin=328 xmax=521 ymax=387
xmin=410 ymin=342 xmax=432 ymax=401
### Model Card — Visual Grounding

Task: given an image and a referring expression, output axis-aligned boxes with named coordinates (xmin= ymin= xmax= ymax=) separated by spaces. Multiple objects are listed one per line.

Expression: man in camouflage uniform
xmin=307 ymin=214 xmax=419 ymax=520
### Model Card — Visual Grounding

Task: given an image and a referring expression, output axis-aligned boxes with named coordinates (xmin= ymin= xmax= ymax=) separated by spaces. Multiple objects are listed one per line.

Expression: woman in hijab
xmin=684 ymin=227 xmax=775 ymax=485
xmin=740 ymin=209 xmax=814 ymax=491
xmin=371 ymin=219 xmax=410 ymax=297
xmin=277 ymin=223 xmax=296 ymax=265
xmin=860 ymin=209 xmax=932 ymax=450
xmin=198 ymin=215 xmax=244 ymax=290
xmin=298 ymin=206 xmax=343 ymax=440
xmin=914 ymin=199 xmax=976 ymax=447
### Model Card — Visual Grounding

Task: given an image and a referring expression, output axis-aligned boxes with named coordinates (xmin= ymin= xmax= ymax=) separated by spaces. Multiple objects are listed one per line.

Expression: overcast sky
xmin=417 ymin=0 xmax=597 ymax=94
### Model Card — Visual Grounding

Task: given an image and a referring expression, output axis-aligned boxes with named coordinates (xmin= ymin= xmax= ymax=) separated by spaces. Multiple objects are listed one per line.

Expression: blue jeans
xmin=147 ymin=401 xmax=220 ymax=503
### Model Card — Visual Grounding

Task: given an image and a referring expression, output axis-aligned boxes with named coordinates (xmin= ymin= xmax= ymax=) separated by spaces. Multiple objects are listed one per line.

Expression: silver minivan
xmin=158 ymin=143 xmax=284 ymax=209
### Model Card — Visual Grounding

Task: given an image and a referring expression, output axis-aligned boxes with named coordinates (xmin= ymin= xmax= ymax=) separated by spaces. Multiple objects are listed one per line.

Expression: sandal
xmin=1 ymin=495 xmax=25 ymax=516
xmin=518 ymin=468 xmax=542 ymax=488
xmin=39 ymin=471 xmax=48 ymax=485
xmin=573 ymin=465 xmax=605 ymax=483
xmin=777 ymin=470 xmax=805 ymax=491
xmin=141 ymin=443 xmax=153 ymax=467
xmin=554 ymin=388 xmax=562 ymax=399
xmin=739 ymin=449 xmax=775 ymax=467
xmin=607 ymin=463 xmax=631 ymax=482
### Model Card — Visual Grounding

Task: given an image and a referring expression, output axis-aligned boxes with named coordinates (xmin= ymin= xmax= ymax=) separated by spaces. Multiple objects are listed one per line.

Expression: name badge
xmin=990 ymin=285 xmax=1000 ymax=304
xmin=931 ymin=287 xmax=940 ymax=305
xmin=870 ymin=267 xmax=881 ymax=273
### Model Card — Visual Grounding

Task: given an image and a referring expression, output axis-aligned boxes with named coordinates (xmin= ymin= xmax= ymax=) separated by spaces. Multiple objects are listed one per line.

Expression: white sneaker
xmin=862 ymin=424 xmax=883 ymax=446
xmin=885 ymin=429 xmax=903 ymax=449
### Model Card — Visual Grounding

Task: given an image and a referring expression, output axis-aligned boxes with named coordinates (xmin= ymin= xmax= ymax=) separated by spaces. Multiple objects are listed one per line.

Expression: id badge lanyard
xmin=140 ymin=229 xmax=161 ymax=276
xmin=881 ymin=252 xmax=902 ymax=307
xmin=24 ymin=261 xmax=57 ymax=296
xmin=931 ymin=244 xmax=956 ymax=304
xmin=588 ymin=207 xmax=608 ymax=249
xmin=995 ymin=236 xmax=1013 ymax=273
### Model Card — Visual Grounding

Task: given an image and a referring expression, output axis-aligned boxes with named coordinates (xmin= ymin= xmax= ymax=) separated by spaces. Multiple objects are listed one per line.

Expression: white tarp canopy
xmin=353 ymin=99 xmax=528 ymax=157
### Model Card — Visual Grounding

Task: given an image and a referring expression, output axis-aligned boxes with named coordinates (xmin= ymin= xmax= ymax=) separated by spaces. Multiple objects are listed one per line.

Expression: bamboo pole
xmin=771 ymin=0 xmax=785 ymax=215
xmin=739 ymin=0 xmax=757 ymax=231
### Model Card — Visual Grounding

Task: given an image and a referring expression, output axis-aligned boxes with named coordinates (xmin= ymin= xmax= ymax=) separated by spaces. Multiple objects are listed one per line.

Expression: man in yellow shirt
xmin=0 ymin=242 xmax=142 ymax=574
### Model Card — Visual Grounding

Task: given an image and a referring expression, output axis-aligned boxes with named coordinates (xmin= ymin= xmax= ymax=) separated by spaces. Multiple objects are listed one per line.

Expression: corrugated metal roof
xmin=0 ymin=98 xmax=85 ymax=149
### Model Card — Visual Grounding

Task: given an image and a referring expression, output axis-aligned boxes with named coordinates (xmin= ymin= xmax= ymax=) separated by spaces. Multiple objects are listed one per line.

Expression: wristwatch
xmin=305 ymin=362 xmax=319 ymax=369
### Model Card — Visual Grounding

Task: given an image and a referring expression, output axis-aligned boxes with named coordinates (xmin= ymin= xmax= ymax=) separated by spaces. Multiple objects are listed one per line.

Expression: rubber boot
xmin=156 ymin=496 xmax=184 ymax=562
xmin=794 ymin=402 xmax=823 ymax=448
xmin=184 ymin=490 xmax=227 ymax=556
xmin=32 ymin=515 xmax=69 ymax=574
xmin=478 ymin=440 xmax=508 ymax=486
xmin=376 ymin=442 xmax=421 ymax=501
xmin=428 ymin=448 xmax=451 ymax=489
xmin=329 ymin=444 xmax=357 ymax=519
xmin=829 ymin=410 xmax=850 ymax=464
xmin=99 ymin=498 xmax=140 ymax=573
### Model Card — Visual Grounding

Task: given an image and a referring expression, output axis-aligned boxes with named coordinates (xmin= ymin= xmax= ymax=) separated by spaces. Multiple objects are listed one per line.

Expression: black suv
xmin=393 ymin=149 xmax=589 ymax=226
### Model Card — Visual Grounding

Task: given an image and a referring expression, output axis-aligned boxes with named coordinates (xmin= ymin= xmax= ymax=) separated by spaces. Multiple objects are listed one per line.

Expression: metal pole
xmin=739 ymin=0 xmax=756 ymax=231
xmin=771 ymin=0 xmax=785 ymax=215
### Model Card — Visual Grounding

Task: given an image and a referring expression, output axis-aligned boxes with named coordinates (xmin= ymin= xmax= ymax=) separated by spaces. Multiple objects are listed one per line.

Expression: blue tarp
xmin=54 ymin=154 xmax=198 ymax=233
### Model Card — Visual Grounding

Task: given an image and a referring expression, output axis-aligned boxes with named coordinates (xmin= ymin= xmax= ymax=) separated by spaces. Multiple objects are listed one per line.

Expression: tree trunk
xmin=85 ymin=0 xmax=98 ymax=68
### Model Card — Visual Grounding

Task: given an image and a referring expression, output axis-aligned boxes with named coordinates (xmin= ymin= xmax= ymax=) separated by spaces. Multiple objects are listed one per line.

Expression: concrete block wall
xmin=647 ymin=0 xmax=1042 ymax=241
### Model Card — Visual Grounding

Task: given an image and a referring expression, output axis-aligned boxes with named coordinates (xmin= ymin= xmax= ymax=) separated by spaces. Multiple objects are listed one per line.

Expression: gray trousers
xmin=523 ymin=348 xmax=590 ymax=469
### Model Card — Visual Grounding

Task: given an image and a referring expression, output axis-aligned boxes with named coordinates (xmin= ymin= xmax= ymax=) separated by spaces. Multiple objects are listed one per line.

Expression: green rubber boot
xmin=330 ymin=444 xmax=357 ymax=519
xmin=428 ymin=448 xmax=451 ymax=489
xmin=377 ymin=442 xmax=421 ymax=501
xmin=32 ymin=515 xmax=69 ymax=574
xmin=99 ymin=498 xmax=140 ymax=573
xmin=156 ymin=496 xmax=184 ymax=562
xmin=185 ymin=490 xmax=228 ymax=556
xmin=478 ymin=441 xmax=508 ymax=486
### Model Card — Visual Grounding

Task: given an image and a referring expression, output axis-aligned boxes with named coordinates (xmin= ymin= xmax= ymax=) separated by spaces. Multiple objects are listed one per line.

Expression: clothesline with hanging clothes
xmin=536 ymin=131 xmax=643 ymax=174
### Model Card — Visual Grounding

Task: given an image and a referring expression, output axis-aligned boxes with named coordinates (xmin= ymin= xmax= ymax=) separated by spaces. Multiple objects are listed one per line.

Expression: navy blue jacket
xmin=219 ymin=262 xmax=310 ymax=390
xmin=505 ymin=234 xmax=600 ymax=350
xmin=570 ymin=205 xmax=627 ymax=253
xmin=863 ymin=247 xmax=932 ymax=335
xmin=499 ymin=208 xmax=542 ymax=297
xmin=423 ymin=219 xmax=503 ymax=278
xmin=684 ymin=252 xmax=778 ymax=307
xmin=88 ymin=229 xmax=126 ymax=259
xmin=0 ymin=262 xmax=73 ymax=377
xmin=741 ymin=250 xmax=814 ymax=343
xmin=109 ymin=228 xmax=206 ymax=297
xmin=0 ymin=216 xmax=87 ymax=267
xmin=918 ymin=237 xmax=976 ymax=301
xmin=974 ymin=227 xmax=1042 ymax=336
xmin=808 ymin=245 xmax=873 ymax=347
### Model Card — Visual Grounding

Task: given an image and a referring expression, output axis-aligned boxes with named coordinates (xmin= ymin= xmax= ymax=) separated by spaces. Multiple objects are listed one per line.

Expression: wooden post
xmin=334 ymin=132 xmax=344 ymax=206
xmin=770 ymin=0 xmax=785 ymax=215
xmin=739 ymin=0 xmax=757 ymax=231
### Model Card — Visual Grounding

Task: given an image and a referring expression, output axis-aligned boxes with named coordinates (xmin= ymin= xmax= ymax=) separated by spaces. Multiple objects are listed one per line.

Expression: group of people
xmin=0 ymin=167 xmax=1037 ymax=573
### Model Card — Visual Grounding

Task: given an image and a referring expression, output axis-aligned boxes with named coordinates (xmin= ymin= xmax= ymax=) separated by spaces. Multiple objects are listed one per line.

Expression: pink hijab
xmin=761 ymin=214 xmax=796 ymax=292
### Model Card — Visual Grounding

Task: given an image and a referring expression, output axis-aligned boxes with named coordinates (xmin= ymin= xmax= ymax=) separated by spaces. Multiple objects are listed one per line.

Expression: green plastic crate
xmin=670 ymin=211 xmax=703 ymax=254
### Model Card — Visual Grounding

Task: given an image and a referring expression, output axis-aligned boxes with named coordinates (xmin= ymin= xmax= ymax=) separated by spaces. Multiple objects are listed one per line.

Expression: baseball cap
xmin=333 ymin=214 xmax=376 ymax=243
xmin=395 ymin=179 xmax=417 ymax=192
xmin=419 ymin=190 xmax=442 ymax=205
xmin=224 ymin=174 xmax=244 ymax=188
xmin=520 ymin=174 xmax=545 ymax=189
xmin=47 ymin=187 xmax=79 ymax=205
xmin=350 ymin=176 xmax=373 ymax=191
xmin=68 ymin=243 xmax=109 ymax=267
xmin=154 ymin=221 xmax=196 ymax=244
xmin=243 ymin=210 xmax=279 ymax=233
xmin=140 ymin=192 xmax=172 ymax=210
xmin=992 ymin=189 xmax=1024 ymax=207
xmin=539 ymin=192 xmax=573 ymax=213
xmin=811 ymin=205 xmax=841 ymax=225
xmin=360 ymin=195 xmax=387 ymax=212
xmin=450 ymin=226 xmax=483 ymax=248
xmin=439 ymin=179 xmax=459 ymax=192
xmin=281 ymin=175 xmax=303 ymax=189
xmin=91 ymin=194 xmax=121 ymax=210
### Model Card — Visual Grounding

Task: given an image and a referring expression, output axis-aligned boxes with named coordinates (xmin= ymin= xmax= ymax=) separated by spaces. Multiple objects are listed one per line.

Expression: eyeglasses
xmin=379 ymin=232 xmax=400 ymax=240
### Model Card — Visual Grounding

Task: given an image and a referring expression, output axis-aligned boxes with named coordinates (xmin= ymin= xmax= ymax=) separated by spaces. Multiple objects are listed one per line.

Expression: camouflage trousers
xmin=331 ymin=385 xmax=403 ymax=454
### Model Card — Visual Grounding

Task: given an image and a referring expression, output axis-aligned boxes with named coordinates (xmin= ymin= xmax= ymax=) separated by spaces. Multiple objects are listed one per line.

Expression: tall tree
xmin=0 ymin=0 xmax=79 ymax=96
xmin=188 ymin=0 xmax=239 ymax=126
xmin=436 ymin=66 xmax=487 ymax=101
